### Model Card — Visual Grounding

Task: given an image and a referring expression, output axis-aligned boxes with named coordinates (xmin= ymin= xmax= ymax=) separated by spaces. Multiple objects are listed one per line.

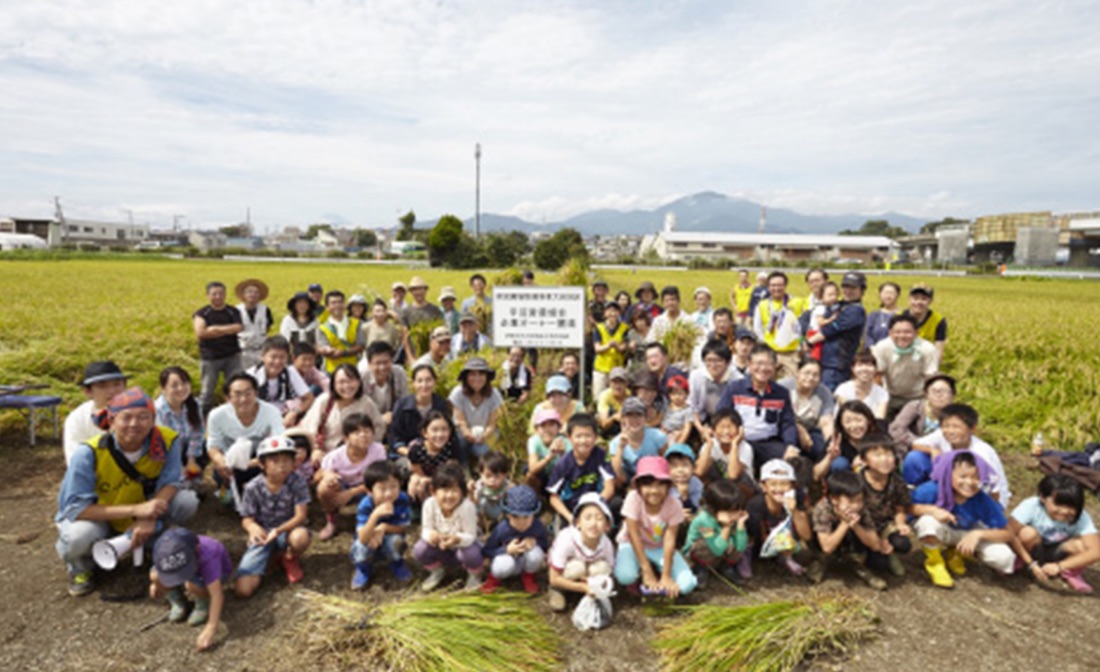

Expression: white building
xmin=639 ymin=230 xmax=897 ymax=264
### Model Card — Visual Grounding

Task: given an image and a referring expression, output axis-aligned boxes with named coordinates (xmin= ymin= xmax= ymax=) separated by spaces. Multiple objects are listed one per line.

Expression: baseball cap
xmin=459 ymin=310 xmax=478 ymax=324
xmin=608 ymin=366 xmax=629 ymax=382
xmin=573 ymin=492 xmax=612 ymax=523
xmin=545 ymin=375 xmax=571 ymax=395
xmin=633 ymin=455 xmax=671 ymax=485
xmin=621 ymin=397 xmax=647 ymax=416
xmin=81 ymin=360 xmax=127 ymax=387
xmin=760 ymin=458 xmax=796 ymax=482
xmin=841 ymin=271 xmax=867 ymax=289
xmin=665 ymin=374 xmax=689 ymax=392
xmin=533 ymin=408 xmax=562 ymax=427
xmin=665 ymin=443 xmax=696 ymax=462
xmin=910 ymin=283 xmax=934 ymax=298
xmin=734 ymin=327 xmax=757 ymax=342
xmin=152 ymin=528 xmax=198 ymax=588
xmin=308 ymin=283 xmax=323 ymax=292
xmin=430 ymin=326 xmax=453 ymax=341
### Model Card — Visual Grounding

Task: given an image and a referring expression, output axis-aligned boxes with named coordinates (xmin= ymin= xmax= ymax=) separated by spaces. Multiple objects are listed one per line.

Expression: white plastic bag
xmin=572 ymin=574 xmax=616 ymax=631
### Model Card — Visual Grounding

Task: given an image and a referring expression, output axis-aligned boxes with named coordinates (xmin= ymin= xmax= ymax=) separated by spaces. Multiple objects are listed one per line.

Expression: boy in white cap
xmin=745 ymin=459 xmax=822 ymax=582
xmin=547 ymin=492 xmax=615 ymax=611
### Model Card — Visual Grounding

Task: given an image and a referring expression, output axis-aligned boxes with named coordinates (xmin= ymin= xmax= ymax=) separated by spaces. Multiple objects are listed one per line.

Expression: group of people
xmin=55 ymin=268 xmax=1098 ymax=649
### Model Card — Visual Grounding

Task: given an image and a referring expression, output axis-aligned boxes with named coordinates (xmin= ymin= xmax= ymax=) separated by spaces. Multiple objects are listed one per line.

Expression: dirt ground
xmin=2 ymin=441 xmax=1099 ymax=672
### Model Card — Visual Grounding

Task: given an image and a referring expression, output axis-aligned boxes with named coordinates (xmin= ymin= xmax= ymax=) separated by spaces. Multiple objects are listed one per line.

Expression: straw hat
xmin=235 ymin=278 xmax=269 ymax=302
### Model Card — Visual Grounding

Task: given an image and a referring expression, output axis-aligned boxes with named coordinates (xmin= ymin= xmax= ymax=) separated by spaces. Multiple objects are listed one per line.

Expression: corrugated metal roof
xmin=659 ymin=231 xmax=896 ymax=248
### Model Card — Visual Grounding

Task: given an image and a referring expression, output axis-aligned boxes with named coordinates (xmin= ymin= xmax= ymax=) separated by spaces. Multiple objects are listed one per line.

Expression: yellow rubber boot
xmin=944 ymin=548 xmax=967 ymax=576
xmin=923 ymin=546 xmax=955 ymax=589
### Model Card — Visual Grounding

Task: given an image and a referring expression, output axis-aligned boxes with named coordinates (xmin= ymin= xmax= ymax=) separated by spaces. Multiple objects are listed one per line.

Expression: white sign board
xmin=492 ymin=286 xmax=586 ymax=349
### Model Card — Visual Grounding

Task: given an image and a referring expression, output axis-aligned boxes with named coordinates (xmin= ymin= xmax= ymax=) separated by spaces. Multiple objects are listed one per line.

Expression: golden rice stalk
xmin=660 ymin=320 xmax=702 ymax=370
xmin=653 ymin=590 xmax=878 ymax=672
xmin=295 ymin=590 xmax=563 ymax=672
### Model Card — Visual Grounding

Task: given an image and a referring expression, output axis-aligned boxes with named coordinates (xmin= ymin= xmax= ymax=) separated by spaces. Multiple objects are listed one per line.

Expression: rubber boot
xmin=923 ymin=546 xmax=954 ymax=589
xmin=944 ymin=548 xmax=966 ymax=576
xmin=166 ymin=588 xmax=190 ymax=623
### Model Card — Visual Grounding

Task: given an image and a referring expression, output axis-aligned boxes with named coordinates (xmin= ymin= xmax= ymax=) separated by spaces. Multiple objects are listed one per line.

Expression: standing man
xmin=747 ymin=272 xmax=770 ymax=324
xmin=752 ymin=272 xmax=803 ymax=379
xmin=649 ymin=286 xmax=690 ymax=344
xmin=805 ymin=271 xmax=868 ymax=392
xmin=730 ymin=269 xmax=755 ymax=327
xmin=235 ymin=279 xmax=272 ymax=369
xmin=902 ymin=283 xmax=948 ymax=360
xmin=56 ymin=387 xmax=198 ymax=596
xmin=461 ymin=273 xmax=493 ymax=335
xmin=400 ymin=276 xmax=445 ymax=360
xmin=193 ymin=281 xmax=243 ymax=416
xmin=317 ymin=290 xmax=365 ymax=374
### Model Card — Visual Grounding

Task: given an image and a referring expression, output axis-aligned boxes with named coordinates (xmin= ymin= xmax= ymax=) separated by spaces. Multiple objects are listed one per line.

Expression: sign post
xmin=492 ymin=286 xmax=587 ymax=405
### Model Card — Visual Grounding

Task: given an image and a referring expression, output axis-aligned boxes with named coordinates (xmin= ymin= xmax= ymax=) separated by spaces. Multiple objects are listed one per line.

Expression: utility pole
xmin=475 ymin=143 xmax=481 ymax=239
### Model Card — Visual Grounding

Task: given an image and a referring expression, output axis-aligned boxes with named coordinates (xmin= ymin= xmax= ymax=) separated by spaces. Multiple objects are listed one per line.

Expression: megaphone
xmin=92 ymin=533 xmax=144 ymax=570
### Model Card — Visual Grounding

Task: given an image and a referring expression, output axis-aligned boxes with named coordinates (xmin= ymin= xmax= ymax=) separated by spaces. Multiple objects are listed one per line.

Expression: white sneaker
xmin=420 ymin=568 xmax=446 ymax=592
xmin=464 ymin=573 xmax=483 ymax=591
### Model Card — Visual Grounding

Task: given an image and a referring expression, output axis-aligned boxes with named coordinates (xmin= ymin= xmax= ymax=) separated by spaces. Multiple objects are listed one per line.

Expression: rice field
xmin=1 ymin=257 xmax=1097 ymax=452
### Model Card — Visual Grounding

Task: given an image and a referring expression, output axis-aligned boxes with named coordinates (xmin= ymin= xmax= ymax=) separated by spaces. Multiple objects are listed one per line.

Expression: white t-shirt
xmin=702 ymin=437 xmax=755 ymax=480
xmin=917 ymin=430 xmax=1012 ymax=507
xmin=548 ymin=526 xmax=616 ymax=573
xmin=833 ymin=381 xmax=890 ymax=418
xmin=206 ymin=400 xmax=285 ymax=453
xmin=247 ymin=364 xmax=311 ymax=413
xmin=63 ymin=400 xmax=101 ymax=465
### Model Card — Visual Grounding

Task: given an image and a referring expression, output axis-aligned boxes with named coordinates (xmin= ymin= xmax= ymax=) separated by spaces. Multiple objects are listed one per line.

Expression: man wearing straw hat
xmin=193 ymin=281 xmax=244 ymax=415
xmin=56 ymin=387 xmax=198 ymax=597
xmin=400 ymin=276 xmax=444 ymax=359
xmin=235 ymin=278 xmax=273 ymax=369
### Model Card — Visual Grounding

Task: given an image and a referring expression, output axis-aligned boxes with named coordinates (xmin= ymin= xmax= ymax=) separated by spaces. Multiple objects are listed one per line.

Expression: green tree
xmin=353 ymin=228 xmax=378 ymax=247
xmin=427 ymin=215 xmax=464 ymax=267
xmin=533 ymin=227 xmax=588 ymax=270
xmin=397 ymin=210 xmax=416 ymax=241
xmin=218 ymin=225 xmax=246 ymax=238
xmin=484 ymin=231 xmax=530 ymax=268
xmin=305 ymin=223 xmax=334 ymax=240
xmin=839 ymin=219 xmax=910 ymax=239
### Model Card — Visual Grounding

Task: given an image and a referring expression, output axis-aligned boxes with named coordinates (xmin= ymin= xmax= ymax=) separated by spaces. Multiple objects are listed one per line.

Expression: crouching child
xmin=683 ymin=478 xmax=750 ymax=588
xmin=235 ymin=437 xmax=312 ymax=597
xmin=858 ymin=433 xmax=913 ymax=577
xmin=746 ymin=459 xmax=822 ymax=582
xmin=614 ymin=456 xmax=697 ymax=597
xmin=350 ymin=460 xmax=413 ymax=590
xmin=413 ymin=462 xmax=484 ymax=591
xmin=1009 ymin=474 xmax=1100 ymax=593
xmin=547 ymin=493 xmax=616 ymax=612
xmin=151 ymin=528 xmax=231 ymax=651
xmin=812 ymin=471 xmax=890 ymax=590
xmin=481 ymin=485 xmax=549 ymax=594
xmin=912 ymin=450 xmax=1015 ymax=589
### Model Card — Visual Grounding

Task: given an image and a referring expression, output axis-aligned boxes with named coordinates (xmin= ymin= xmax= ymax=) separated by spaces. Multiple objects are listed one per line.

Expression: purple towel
xmin=929 ymin=449 xmax=993 ymax=511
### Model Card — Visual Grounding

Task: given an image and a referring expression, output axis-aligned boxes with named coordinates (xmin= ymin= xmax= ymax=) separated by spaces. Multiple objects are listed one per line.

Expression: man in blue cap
xmin=805 ymin=271 xmax=867 ymax=391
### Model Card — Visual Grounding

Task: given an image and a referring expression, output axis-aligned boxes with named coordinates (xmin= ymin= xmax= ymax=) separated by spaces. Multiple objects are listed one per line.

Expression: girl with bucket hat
xmin=449 ymin=357 xmax=504 ymax=463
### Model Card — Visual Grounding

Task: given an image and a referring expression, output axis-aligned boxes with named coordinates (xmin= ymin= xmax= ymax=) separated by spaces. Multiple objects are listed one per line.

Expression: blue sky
xmin=1 ymin=0 xmax=1097 ymax=231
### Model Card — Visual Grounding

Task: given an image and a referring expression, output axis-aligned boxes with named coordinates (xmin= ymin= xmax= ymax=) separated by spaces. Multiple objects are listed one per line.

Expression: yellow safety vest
xmin=318 ymin=317 xmax=362 ymax=373
xmin=756 ymin=298 xmax=803 ymax=353
xmin=734 ymin=286 xmax=754 ymax=314
xmin=593 ymin=321 xmax=629 ymax=373
xmin=90 ymin=426 xmax=178 ymax=533
xmin=916 ymin=310 xmax=945 ymax=343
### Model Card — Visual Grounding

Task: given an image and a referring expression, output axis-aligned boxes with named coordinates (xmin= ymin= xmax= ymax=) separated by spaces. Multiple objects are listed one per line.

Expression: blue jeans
xmin=237 ymin=532 xmax=292 ymax=577
xmin=56 ymin=490 xmax=199 ymax=574
xmin=350 ymin=534 xmax=406 ymax=566
xmin=614 ymin=543 xmax=697 ymax=595
xmin=903 ymin=451 xmax=933 ymax=487
xmin=821 ymin=367 xmax=849 ymax=392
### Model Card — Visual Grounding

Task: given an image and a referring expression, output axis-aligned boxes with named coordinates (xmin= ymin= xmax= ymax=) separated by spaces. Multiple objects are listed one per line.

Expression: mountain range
xmin=460 ymin=191 xmax=927 ymax=237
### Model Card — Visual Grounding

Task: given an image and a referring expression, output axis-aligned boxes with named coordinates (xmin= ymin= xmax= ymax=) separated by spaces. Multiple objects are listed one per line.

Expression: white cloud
xmin=1 ymin=0 xmax=1098 ymax=228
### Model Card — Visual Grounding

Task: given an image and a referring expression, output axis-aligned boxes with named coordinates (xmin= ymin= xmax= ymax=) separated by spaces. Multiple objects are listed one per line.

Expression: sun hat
xmin=693 ymin=286 xmax=712 ymax=298
xmin=256 ymin=436 xmax=297 ymax=459
xmin=81 ymin=360 xmax=127 ymax=387
xmin=573 ymin=492 xmax=612 ymax=523
xmin=533 ymin=408 xmax=562 ymax=427
xmin=502 ymin=485 xmax=541 ymax=516
xmin=621 ymin=397 xmax=647 ymax=416
xmin=439 ymin=286 xmax=457 ymax=302
xmin=348 ymin=293 xmax=368 ymax=307
xmin=632 ymin=455 xmax=671 ymax=485
xmin=430 ymin=326 xmax=453 ymax=341
xmin=664 ymin=443 xmax=696 ymax=462
xmin=546 ymin=375 xmax=571 ymax=395
xmin=408 ymin=276 xmax=428 ymax=290
xmin=760 ymin=459 xmax=796 ymax=482
xmin=152 ymin=528 xmax=198 ymax=588
xmin=392 ymin=281 xmax=407 ymax=292
xmin=234 ymin=278 xmax=269 ymax=302
xmin=285 ymin=291 xmax=318 ymax=314
xmin=458 ymin=357 xmax=496 ymax=382
xmin=634 ymin=281 xmax=657 ymax=300
xmin=458 ymin=310 xmax=478 ymax=324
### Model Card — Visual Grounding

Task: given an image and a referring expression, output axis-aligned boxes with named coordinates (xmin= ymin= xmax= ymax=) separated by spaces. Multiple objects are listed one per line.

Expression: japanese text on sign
xmin=492 ymin=286 xmax=586 ymax=348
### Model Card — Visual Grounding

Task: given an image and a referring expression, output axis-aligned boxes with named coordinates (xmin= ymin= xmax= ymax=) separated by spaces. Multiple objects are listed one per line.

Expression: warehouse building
xmin=639 ymin=229 xmax=896 ymax=263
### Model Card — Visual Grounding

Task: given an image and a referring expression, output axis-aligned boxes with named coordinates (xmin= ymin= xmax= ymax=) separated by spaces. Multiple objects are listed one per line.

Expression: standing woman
xmin=300 ymin=364 xmax=385 ymax=477
xmin=155 ymin=366 xmax=205 ymax=483
xmin=864 ymin=282 xmax=901 ymax=348
xmin=448 ymin=357 xmax=504 ymax=463
xmin=281 ymin=291 xmax=319 ymax=349
xmin=624 ymin=309 xmax=653 ymax=371
xmin=778 ymin=359 xmax=835 ymax=464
